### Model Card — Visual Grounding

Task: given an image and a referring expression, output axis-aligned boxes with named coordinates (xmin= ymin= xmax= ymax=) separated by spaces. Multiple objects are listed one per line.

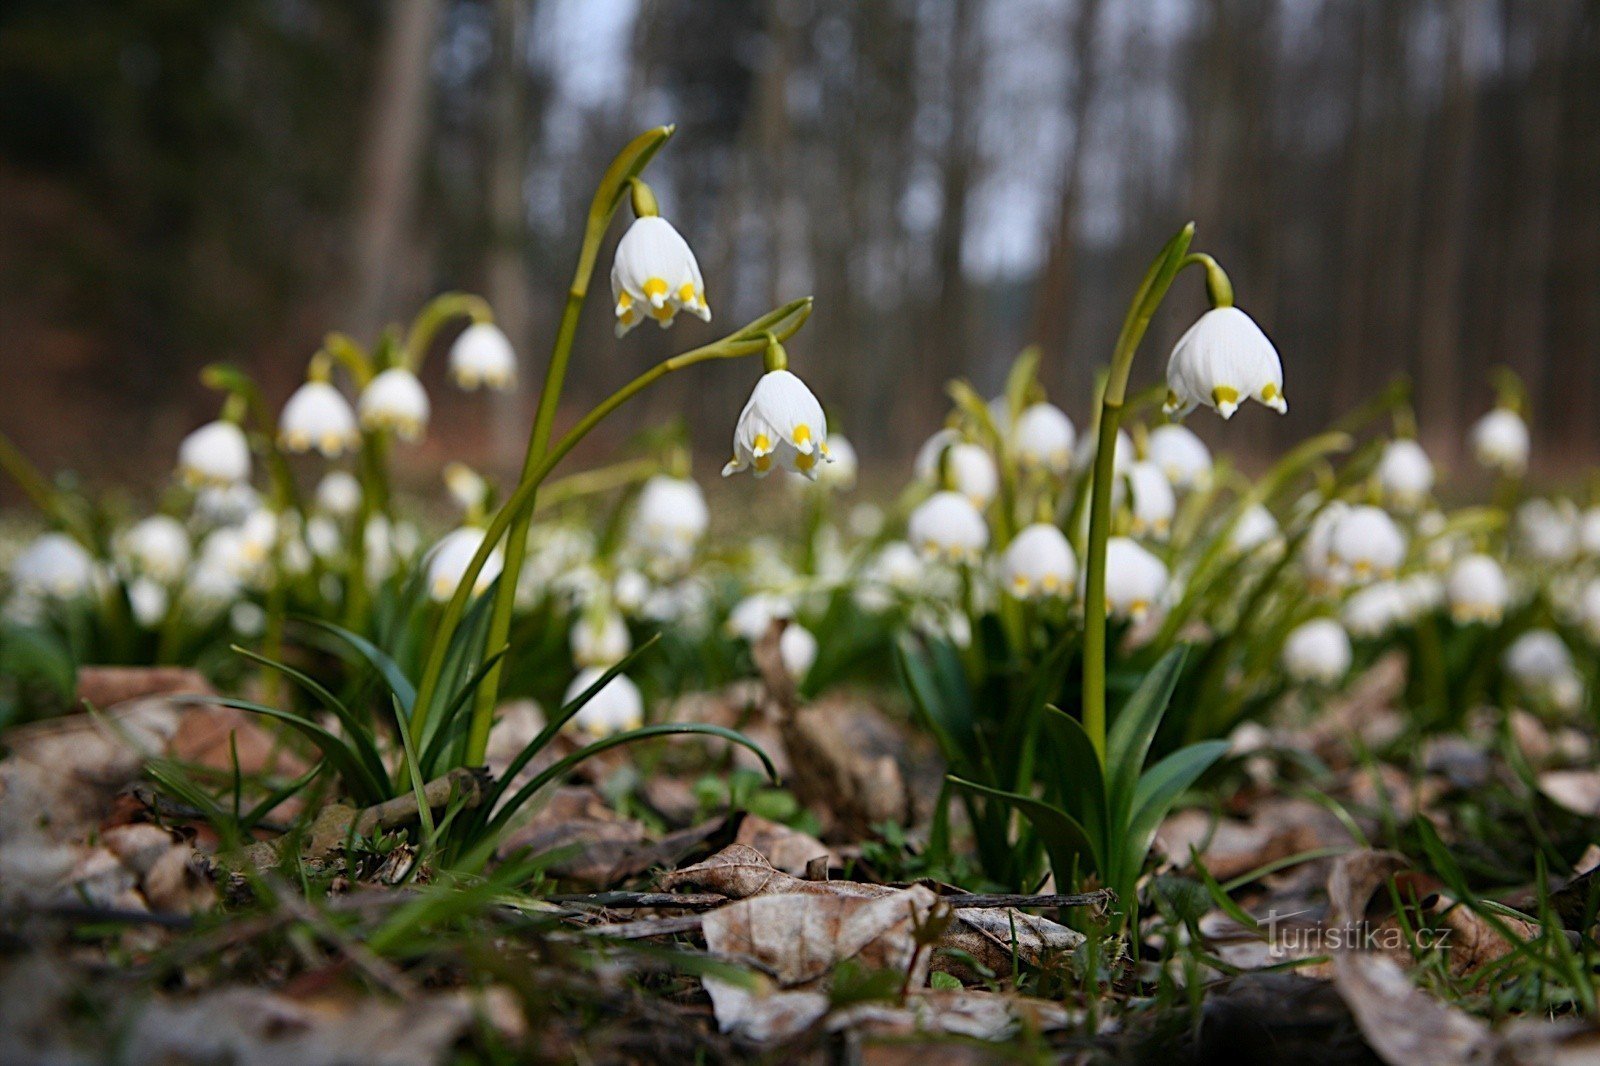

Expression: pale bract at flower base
xmin=721 ymin=369 xmax=834 ymax=480
xmin=611 ymin=215 xmax=710 ymax=337
xmin=1163 ymin=306 xmax=1287 ymax=420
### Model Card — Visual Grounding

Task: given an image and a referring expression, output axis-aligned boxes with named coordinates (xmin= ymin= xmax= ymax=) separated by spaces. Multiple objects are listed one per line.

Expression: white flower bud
xmin=358 ymin=368 xmax=430 ymax=441
xmin=1326 ymin=505 xmax=1406 ymax=585
xmin=1504 ymin=630 xmax=1578 ymax=708
xmin=1127 ymin=461 xmax=1177 ymax=538
xmin=571 ymin=611 xmax=631 ymax=669
xmin=1164 ymin=307 xmax=1287 ymax=420
xmin=449 ymin=322 xmax=516 ymax=391
xmin=1342 ymin=581 xmax=1410 ymax=638
xmin=629 ymin=476 xmax=709 ymax=561
xmin=610 ymin=215 xmax=709 ymax=336
xmin=1376 ymin=439 xmax=1434 ymax=510
xmin=279 ymin=381 xmax=359 ymax=458
xmin=780 ymin=623 xmax=818 ymax=680
xmin=908 ymin=491 xmax=989 ymax=564
xmin=1282 ymin=618 xmax=1352 ymax=685
xmin=127 ymin=577 xmax=169 ymax=627
xmin=1002 ymin=523 xmax=1077 ymax=600
xmin=946 ymin=443 xmax=998 ymax=508
xmin=1470 ymin=407 xmax=1529 ymax=476
xmin=1231 ymin=504 xmax=1280 ymax=554
xmin=727 ymin=592 xmax=795 ymax=643
xmin=1517 ymin=499 xmax=1578 ymax=564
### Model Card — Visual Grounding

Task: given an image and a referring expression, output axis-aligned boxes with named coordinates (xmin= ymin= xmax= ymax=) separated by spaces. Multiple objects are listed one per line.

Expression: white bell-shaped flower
xmin=1146 ymin=424 xmax=1213 ymax=490
xmin=1504 ymin=629 xmax=1575 ymax=690
xmin=1326 ymin=505 xmax=1406 ymax=584
xmin=564 ymin=668 xmax=645 ymax=737
xmin=425 ymin=526 xmax=504 ymax=602
xmin=947 ymin=443 xmax=998 ymax=508
xmin=780 ymin=623 xmax=818 ymax=680
xmin=315 ymin=471 xmax=362 ymax=518
xmin=117 ymin=515 xmax=191 ymax=584
xmin=1163 ymin=307 xmax=1287 ymax=420
xmin=1100 ymin=537 xmax=1168 ymax=621
xmin=1470 ymin=407 xmax=1530 ymax=476
xmin=1517 ymin=499 xmax=1578 ymax=564
xmin=727 ymin=592 xmax=795 ymax=643
xmin=1126 ymin=461 xmax=1177 ymax=538
xmin=127 ymin=577 xmax=169 ymax=628
xmin=12 ymin=533 xmax=96 ymax=598
xmin=722 ymin=370 xmax=833 ymax=480
xmin=1002 ymin=523 xmax=1077 ymax=600
xmin=611 ymin=215 xmax=709 ymax=336
xmin=1282 ymin=618 xmax=1352 ymax=686
xmin=177 ymin=420 xmax=251 ymax=488
xmin=913 ymin=428 xmax=961 ymax=483
xmin=1446 ymin=553 xmax=1509 ymax=624
xmin=358 ymin=368 xmax=430 ymax=441
xmin=571 ymin=610 xmax=631 ymax=669
xmin=279 ymin=381 xmax=359 ymax=458
xmin=1014 ymin=404 xmax=1076 ymax=475
xmin=856 ymin=541 xmax=925 ymax=611
xmin=629 ymin=476 xmax=709 ymax=560
xmin=908 ymin=491 xmax=989 ymax=564
xmin=793 ymin=433 xmax=857 ymax=492
xmin=1342 ymin=581 xmax=1411 ymax=638
xmin=306 ymin=515 xmax=341 ymax=559
xmin=449 ymin=322 xmax=516 ymax=391
xmin=1231 ymin=504 xmax=1281 ymax=554
xmin=1376 ymin=439 xmax=1435 ymax=510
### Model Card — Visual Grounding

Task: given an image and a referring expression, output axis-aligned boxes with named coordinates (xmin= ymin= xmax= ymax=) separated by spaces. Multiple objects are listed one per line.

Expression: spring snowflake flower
xmin=1100 ymin=537 xmax=1168 ymax=621
xmin=1146 ymin=424 xmax=1213 ymax=490
xmin=449 ymin=322 xmax=516 ymax=391
xmin=1282 ymin=618 xmax=1352 ymax=686
xmin=855 ymin=541 xmax=924 ymax=611
xmin=315 ymin=471 xmax=362 ymax=518
xmin=1504 ymin=629 xmax=1582 ymax=710
xmin=358 ymin=368 xmax=430 ymax=441
xmin=1342 ymin=581 xmax=1411 ymax=639
xmin=177 ymin=420 xmax=251 ymax=488
xmin=1326 ymin=505 xmax=1406 ymax=584
xmin=908 ymin=491 xmax=989 ymax=564
xmin=611 ymin=216 xmax=709 ymax=336
xmin=1446 ymin=553 xmax=1509 ymax=624
xmin=1376 ymin=439 xmax=1435 ymax=509
xmin=571 ymin=610 xmax=631 ymax=669
xmin=1163 ymin=307 xmax=1287 ymax=420
xmin=727 ymin=592 xmax=795 ymax=643
xmin=913 ymin=428 xmax=962 ymax=483
xmin=1014 ymin=403 xmax=1076 ymax=474
xmin=12 ymin=533 xmax=96 ymax=598
xmin=127 ymin=577 xmax=169 ymax=628
xmin=425 ymin=526 xmax=503 ymax=602
xmin=1231 ymin=504 xmax=1280 ymax=554
xmin=722 ymin=370 xmax=833 ymax=480
xmin=794 ymin=433 xmax=857 ymax=492
xmin=1073 ymin=427 xmax=1135 ymax=478
xmin=1002 ymin=523 xmax=1077 ymax=600
xmin=629 ymin=476 xmax=709 ymax=560
xmin=1127 ymin=462 xmax=1177 ymax=538
xmin=279 ymin=381 xmax=359 ymax=458
xmin=564 ymin=668 xmax=645 ymax=737
xmin=1517 ymin=499 xmax=1579 ymax=564
xmin=780 ymin=623 xmax=818 ymax=680
xmin=117 ymin=516 xmax=191 ymax=584
xmin=1470 ymin=407 xmax=1530 ymax=476
xmin=941 ymin=442 xmax=997 ymax=508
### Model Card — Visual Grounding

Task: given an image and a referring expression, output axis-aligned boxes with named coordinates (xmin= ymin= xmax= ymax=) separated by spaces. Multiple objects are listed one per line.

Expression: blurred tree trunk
xmin=1028 ymin=0 xmax=1102 ymax=377
xmin=348 ymin=0 xmax=442 ymax=339
xmin=486 ymin=0 xmax=537 ymax=465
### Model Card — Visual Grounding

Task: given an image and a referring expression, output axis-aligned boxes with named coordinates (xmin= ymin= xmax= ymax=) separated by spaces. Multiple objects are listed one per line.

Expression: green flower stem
xmin=1081 ymin=223 xmax=1195 ymax=762
xmin=461 ymin=126 xmax=675 ymax=766
xmin=316 ymin=333 xmax=385 ymax=630
xmin=411 ymin=296 xmax=814 ymax=759
xmin=402 ymin=292 xmax=494 ymax=373
xmin=533 ymin=457 xmax=660 ymax=514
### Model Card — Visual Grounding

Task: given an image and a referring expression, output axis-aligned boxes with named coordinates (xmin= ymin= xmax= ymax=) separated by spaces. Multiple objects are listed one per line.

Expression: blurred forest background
xmin=2 ymin=0 xmax=1598 ymax=496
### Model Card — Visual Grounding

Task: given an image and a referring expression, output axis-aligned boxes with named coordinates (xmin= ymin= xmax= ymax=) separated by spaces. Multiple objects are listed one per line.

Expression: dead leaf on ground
xmin=496 ymin=786 xmax=648 ymax=887
xmin=733 ymin=814 xmax=836 ymax=876
xmin=1158 ymin=798 xmax=1353 ymax=884
xmin=1538 ymin=769 xmax=1600 ymax=818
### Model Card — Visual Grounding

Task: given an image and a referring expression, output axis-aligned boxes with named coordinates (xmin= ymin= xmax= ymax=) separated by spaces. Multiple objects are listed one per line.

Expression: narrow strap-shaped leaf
xmin=1123 ymin=740 xmax=1230 ymax=884
xmin=1107 ymin=646 xmax=1188 ymax=837
xmin=231 ymin=645 xmax=389 ymax=795
xmin=948 ymin=775 xmax=1101 ymax=886
xmin=487 ymin=723 xmax=776 ymax=837
xmin=1039 ymin=705 xmax=1108 ymax=859
xmin=296 ymin=617 xmax=418 ymax=717
xmin=420 ymin=645 xmax=511 ymax=776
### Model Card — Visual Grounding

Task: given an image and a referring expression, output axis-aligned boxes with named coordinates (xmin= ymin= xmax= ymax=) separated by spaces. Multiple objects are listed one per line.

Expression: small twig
xmin=935 ymin=890 xmax=1116 ymax=910
xmin=20 ymin=903 xmax=197 ymax=930
xmin=547 ymin=892 xmax=729 ymax=911
xmin=580 ymin=914 xmax=708 ymax=940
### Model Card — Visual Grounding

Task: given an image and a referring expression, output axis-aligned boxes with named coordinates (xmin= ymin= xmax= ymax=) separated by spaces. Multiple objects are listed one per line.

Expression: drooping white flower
xmin=1326 ymin=505 xmax=1407 ymax=585
xmin=449 ymin=322 xmax=517 ymax=391
xmin=1231 ymin=504 xmax=1281 ymax=554
xmin=610 ymin=215 xmax=709 ymax=336
xmin=629 ymin=476 xmax=709 ymax=561
xmin=563 ymin=668 xmax=645 ymax=737
xmin=358 ymin=368 xmax=430 ymax=441
xmin=1146 ymin=423 xmax=1213 ymax=490
xmin=780 ymin=624 xmax=818 ymax=680
xmin=1014 ymin=403 xmax=1076 ymax=475
xmin=116 ymin=515 xmax=191 ymax=584
xmin=1399 ymin=573 xmax=1445 ymax=616
xmin=11 ymin=533 xmax=96 ymax=598
xmin=278 ymin=381 xmax=359 ymax=458
xmin=177 ymin=420 xmax=252 ymax=489
xmin=1126 ymin=461 xmax=1177 ymax=538
xmin=1342 ymin=581 xmax=1411 ymax=639
xmin=306 ymin=515 xmax=341 ymax=559
xmin=727 ymin=592 xmax=795 ymax=643
xmin=1101 ymin=537 xmax=1168 ymax=621
xmin=855 ymin=541 xmax=924 ymax=611
xmin=571 ymin=611 xmax=631 ymax=669
xmin=193 ymin=483 xmax=260 ymax=527
xmin=1517 ymin=499 xmax=1579 ymax=565
xmin=127 ymin=577 xmax=169 ymax=627
xmin=1163 ymin=307 xmax=1287 ymax=420
xmin=1072 ymin=427 xmax=1135 ymax=478
xmin=1446 ymin=553 xmax=1509 ymax=624
xmin=1376 ymin=439 xmax=1435 ymax=510
xmin=1002 ymin=523 xmax=1077 ymax=600
xmin=315 ymin=471 xmax=362 ymax=518
xmin=1470 ymin=407 xmax=1530 ymax=476
xmin=425 ymin=527 xmax=504 ymax=602
xmin=913 ymin=428 xmax=962 ymax=483
xmin=947 ymin=443 xmax=998 ymax=508
xmin=908 ymin=491 xmax=989 ymax=564
xmin=1282 ymin=618 xmax=1352 ymax=685
xmin=722 ymin=370 xmax=833 ymax=480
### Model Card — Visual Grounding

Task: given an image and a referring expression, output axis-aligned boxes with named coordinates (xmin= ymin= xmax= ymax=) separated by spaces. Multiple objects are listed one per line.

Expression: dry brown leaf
xmin=733 ymin=814 xmax=835 ymax=876
xmin=499 ymin=786 xmax=650 ymax=887
xmin=1539 ymin=770 xmax=1600 ymax=817
xmin=1158 ymin=798 xmax=1352 ymax=883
